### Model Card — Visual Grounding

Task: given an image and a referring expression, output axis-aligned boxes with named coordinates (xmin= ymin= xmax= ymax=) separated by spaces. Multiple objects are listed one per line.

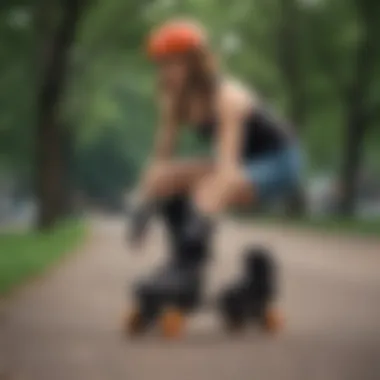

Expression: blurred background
xmin=0 ymin=0 xmax=379 ymax=232
xmin=1 ymin=2 xmax=380 ymax=379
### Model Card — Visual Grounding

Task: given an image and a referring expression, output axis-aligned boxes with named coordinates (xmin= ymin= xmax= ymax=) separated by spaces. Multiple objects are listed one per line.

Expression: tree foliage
xmin=1 ymin=0 xmax=379 ymax=223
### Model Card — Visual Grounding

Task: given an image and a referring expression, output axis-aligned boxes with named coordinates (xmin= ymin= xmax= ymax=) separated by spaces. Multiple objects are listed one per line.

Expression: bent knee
xmin=193 ymin=171 xmax=252 ymax=213
xmin=193 ymin=175 xmax=227 ymax=214
xmin=143 ymin=162 xmax=175 ymax=197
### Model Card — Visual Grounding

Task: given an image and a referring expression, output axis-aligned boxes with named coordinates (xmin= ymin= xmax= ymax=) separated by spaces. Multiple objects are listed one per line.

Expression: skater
xmin=126 ymin=19 xmax=301 ymax=336
xmin=130 ymin=18 xmax=302 ymax=245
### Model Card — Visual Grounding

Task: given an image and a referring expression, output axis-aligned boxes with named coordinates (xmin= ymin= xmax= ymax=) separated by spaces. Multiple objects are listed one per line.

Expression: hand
xmin=125 ymin=189 xmax=154 ymax=250
xmin=128 ymin=204 xmax=152 ymax=249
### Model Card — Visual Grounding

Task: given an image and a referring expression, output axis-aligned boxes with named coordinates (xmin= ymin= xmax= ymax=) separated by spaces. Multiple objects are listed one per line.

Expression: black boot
xmin=219 ymin=246 xmax=276 ymax=326
xmin=160 ymin=195 xmax=213 ymax=265
xmin=136 ymin=195 xmax=213 ymax=311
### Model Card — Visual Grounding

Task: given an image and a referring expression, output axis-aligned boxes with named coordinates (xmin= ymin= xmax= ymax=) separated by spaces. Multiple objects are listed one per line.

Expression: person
xmin=125 ymin=19 xmax=303 ymax=334
xmin=129 ymin=18 xmax=302 ymax=250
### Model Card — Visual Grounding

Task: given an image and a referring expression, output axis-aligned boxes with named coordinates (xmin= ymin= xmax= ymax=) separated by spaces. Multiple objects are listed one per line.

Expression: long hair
xmin=158 ymin=49 xmax=218 ymax=123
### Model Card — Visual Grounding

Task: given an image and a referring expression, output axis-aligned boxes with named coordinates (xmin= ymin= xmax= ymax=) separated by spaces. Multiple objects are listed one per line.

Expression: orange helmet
xmin=147 ymin=19 xmax=208 ymax=60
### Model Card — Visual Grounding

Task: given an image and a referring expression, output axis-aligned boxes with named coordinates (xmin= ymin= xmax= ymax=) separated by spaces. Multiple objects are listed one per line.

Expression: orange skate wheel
xmin=263 ymin=307 xmax=284 ymax=333
xmin=124 ymin=308 xmax=146 ymax=336
xmin=159 ymin=307 xmax=185 ymax=339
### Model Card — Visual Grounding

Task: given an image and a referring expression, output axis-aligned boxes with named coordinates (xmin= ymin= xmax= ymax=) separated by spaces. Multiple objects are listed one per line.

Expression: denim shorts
xmin=244 ymin=144 xmax=302 ymax=201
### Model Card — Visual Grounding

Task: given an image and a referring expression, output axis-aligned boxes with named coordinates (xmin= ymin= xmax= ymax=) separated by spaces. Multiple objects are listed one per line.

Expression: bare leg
xmin=133 ymin=160 xmax=255 ymax=247
xmin=142 ymin=159 xmax=214 ymax=200
xmin=194 ymin=170 xmax=256 ymax=215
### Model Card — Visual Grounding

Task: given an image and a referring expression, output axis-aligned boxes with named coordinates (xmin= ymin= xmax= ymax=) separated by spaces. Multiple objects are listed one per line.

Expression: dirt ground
xmin=1 ymin=217 xmax=380 ymax=380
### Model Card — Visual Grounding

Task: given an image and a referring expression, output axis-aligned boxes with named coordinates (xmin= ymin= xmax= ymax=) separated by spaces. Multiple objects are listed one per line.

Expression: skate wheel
xmin=159 ymin=307 xmax=185 ymax=339
xmin=262 ymin=307 xmax=284 ymax=333
xmin=124 ymin=308 xmax=146 ymax=336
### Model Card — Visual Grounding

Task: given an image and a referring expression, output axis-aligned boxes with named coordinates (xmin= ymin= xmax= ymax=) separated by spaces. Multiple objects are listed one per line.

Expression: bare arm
xmin=127 ymin=92 xmax=181 ymax=246
xmin=134 ymin=91 xmax=180 ymax=202
xmin=215 ymin=84 xmax=249 ymax=172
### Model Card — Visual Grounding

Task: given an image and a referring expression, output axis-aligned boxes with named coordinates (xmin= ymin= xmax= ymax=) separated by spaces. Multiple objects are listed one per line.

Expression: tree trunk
xmin=338 ymin=0 xmax=379 ymax=216
xmin=339 ymin=116 xmax=366 ymax=215
xmin=278 ymin=0 xmax=306 ymax=127
xmin=277 ymin=0 xmax=307 ymax=216
xmin=35 ymin=0 xmax=84 ymax=229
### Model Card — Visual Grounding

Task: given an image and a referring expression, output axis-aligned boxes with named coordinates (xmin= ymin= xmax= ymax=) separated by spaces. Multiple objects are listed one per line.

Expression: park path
xmin=1 ymin=216 xmax=380 ymax=380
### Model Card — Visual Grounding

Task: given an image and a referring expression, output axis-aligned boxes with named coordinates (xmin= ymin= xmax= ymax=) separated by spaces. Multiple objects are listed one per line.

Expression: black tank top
xmin=195 ymin=106 xmax=293 ymax=159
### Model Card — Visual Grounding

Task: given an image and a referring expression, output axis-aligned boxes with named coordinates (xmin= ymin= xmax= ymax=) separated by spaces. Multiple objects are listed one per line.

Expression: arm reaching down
xmin=128 ymin=90 xmax=181 ymax=247
xmin=215 ymin=81 xmax=253 ymax=174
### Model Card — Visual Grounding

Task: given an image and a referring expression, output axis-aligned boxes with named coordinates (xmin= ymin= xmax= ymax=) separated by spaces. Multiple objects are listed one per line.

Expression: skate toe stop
xmin=264 ymin=308 xmax=284 ymax=333
xmin=160 ymin=307 xmax=185 ymax=339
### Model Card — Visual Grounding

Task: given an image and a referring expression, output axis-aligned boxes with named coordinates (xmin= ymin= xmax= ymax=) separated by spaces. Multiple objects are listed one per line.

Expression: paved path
xmin=1 ymin=217 xmax=380 ymax=380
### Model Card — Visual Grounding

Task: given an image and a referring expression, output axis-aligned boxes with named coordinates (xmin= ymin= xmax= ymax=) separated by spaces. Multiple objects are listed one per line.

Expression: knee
xmin=192 ymin=175 xmax=228 ymax=214
xmin=193 ymin=170 xmax=248 ymax=214
xmin=143 ymin=162 xmax=173 ymax=197
xmin=193 ymin=177 xmax=212 ymax=213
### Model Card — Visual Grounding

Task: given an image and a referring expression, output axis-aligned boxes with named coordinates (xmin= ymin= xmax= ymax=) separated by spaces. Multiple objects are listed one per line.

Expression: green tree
xmin=35 ymin=0 xmax=86 ymax=229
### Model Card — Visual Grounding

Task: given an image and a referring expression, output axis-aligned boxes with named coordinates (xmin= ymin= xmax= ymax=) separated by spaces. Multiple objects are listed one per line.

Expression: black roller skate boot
xmin=127 ymin=195 xmax=213 ymax=338
xmin=219 ymin=246 xmax=283 ymax=333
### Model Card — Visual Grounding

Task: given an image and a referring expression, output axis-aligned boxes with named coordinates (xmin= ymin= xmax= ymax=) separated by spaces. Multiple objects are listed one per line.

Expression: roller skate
xmin=125 ymin=195 xmax=212 ymax=338
xmin=219 ymin=246 xmax=284 ymax=334
xmin=125 ymin=252 xmax=208 ymax=338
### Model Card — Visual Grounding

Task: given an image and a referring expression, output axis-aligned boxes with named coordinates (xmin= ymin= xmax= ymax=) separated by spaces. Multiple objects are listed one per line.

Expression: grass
xmin=0 ymin=219 xmax=86 ymax=297
xmin=254 ymin=215 xmax=380 ymax=238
